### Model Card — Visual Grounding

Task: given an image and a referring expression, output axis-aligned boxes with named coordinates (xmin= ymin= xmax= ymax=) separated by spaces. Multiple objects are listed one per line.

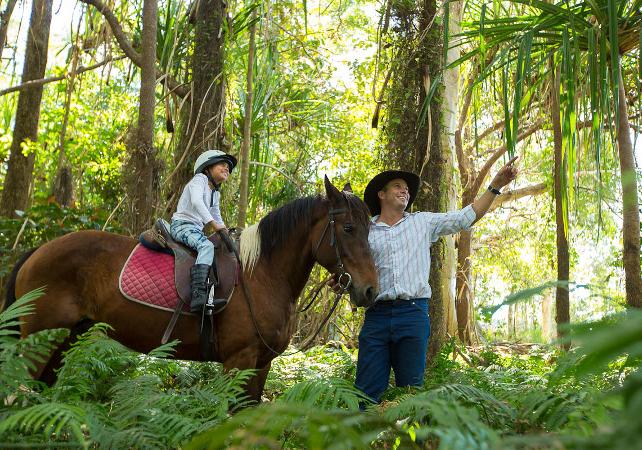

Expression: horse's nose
xmin=365 ymin=286 xmax=378 ymax=304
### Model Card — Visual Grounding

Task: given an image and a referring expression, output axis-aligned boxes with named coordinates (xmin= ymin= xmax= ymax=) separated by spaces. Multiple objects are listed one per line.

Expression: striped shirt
xmin=368 ymin=205 xmax=477 ymax=302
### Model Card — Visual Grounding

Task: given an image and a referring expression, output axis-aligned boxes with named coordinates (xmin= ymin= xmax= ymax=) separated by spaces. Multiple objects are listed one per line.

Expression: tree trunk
xmin=455 ymin=125 xmax=542 ymax=344
xmin=51 ymin=43 xmax=80 ymax=207
xmin=0 ymin=0 xmax=53 ymax=217
xmin=616 ymin=65 xmax=642 ymax=308
xmin=237 ymin=10 xmax=257 ymax=228
xmin=0 ymin=0 xmax=19 ymax=62
xmin=422 ymin=0 xmax=461 ymax=361
xmin=378 ymin=0 xmax=455 ymax=361
xmin=541 ymin=290 xmax=553 ymax=342
xmin=440 ymin=0 xmax=463 ymax=341
xmin=456 ymin=226 xmax=475 ymax=343
xmin=552 ymin=66 xmax=571 ymax=349
xmin=124 ymin=0 xmax=160 ymax=234
xmin=170 ymin=0 xmax=227 ymax=202
xmin=381 ymin=0 xmax=453 ymax=358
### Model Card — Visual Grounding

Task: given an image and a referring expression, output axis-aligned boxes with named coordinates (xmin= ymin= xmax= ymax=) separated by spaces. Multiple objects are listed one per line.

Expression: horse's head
xmin=312 ymin=176 xmax=379 ymax=308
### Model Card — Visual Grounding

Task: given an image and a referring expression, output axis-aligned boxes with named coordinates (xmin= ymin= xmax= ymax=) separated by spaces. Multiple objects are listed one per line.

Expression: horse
xmin=3 ymin=176 xmax=379 ymax=402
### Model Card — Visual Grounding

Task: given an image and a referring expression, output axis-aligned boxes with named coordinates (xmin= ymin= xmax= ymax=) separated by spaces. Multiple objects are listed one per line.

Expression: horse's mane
xmin=239 ymin=192 xmax=369 ymax=272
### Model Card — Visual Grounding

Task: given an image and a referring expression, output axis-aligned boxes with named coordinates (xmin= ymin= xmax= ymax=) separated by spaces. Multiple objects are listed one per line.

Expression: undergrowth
xmin=2 ymin=290 xmax=641 ymax=449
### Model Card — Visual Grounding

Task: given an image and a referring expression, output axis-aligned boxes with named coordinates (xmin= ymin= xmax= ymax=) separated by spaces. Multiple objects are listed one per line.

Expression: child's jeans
xmin=170 ymin=220 xmax=215 ymax=266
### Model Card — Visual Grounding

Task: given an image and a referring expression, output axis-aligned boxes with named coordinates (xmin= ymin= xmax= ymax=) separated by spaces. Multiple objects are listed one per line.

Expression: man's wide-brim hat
xmin=193 ymin=149 xmax=238 ymax=175
xmin=363 ymin=170 xmax=420 ymax=216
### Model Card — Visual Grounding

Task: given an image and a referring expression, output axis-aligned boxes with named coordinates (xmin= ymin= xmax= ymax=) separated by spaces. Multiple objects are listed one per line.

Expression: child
xmin=171 ymin=149 xmax=237 ymax=314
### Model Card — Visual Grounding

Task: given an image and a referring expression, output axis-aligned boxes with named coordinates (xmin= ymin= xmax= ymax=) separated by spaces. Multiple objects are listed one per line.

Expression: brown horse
xmin=4 ymin=177 xmax=378 ymax=401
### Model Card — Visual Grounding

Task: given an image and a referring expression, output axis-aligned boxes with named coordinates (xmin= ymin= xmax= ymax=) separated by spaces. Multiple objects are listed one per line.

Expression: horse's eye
xmin=344 ymin=223 xmax=354 ymax=233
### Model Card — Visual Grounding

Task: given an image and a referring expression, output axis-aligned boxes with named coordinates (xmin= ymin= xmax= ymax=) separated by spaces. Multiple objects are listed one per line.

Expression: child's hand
xmin=204 ymin=221 xmax=226 ymax=236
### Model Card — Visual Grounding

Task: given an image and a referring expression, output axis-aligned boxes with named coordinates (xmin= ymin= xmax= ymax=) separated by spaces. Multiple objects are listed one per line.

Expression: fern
xmin=186 ymin=402 xmax=415 ymax=450
xmin=383 ymin=394 xmax=500 ymax=449
xmin=0 ymin=288 xmax=69 ymax=398
xmin=0 ymin=402 xmax=87 ymax=447
xmin=265 ymin=344 xmax=357 ymax=398
xmin=0 ymin=328 xmax=69 ymax=398
xmin=572 ymin=310 xmax=642 ymax=376
xmin=430 ymin=384 xmax=515 ymax=429
xmin=514 ymin=389 xmax=589 ymax=432
xmin=279 ymin=376 xmax=371 ymax=410
xmin=52 ymin=323 xmax=139 ymax=402
xmin=0 ymin=287 xmax=45 ymax=336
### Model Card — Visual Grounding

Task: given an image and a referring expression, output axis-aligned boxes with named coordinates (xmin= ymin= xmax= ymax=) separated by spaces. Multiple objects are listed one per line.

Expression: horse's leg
xmin=222 ymin=347 xmax=263 ymax=404
xmin=22 ymin=289 xmax=87 ymax=385
xmin=34 ymin=318 xmax=94 ymax=384
xmin=250 ymin=361 xmax=272 ymax=403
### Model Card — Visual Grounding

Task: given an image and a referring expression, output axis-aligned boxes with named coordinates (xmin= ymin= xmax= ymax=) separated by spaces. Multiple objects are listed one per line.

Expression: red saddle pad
xmin=119 ymin=244 xmax=190 ymax=313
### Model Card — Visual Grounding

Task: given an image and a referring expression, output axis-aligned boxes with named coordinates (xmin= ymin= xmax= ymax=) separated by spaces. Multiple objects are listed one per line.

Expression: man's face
xmin=207 ymin=161 xmax=230 ymax=184
xmin=378 ymin=178 xmax=409 ymax=212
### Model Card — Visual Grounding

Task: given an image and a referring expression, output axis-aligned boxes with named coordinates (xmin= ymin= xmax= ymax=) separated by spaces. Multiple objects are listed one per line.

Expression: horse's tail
xmin=2 ymin=247 xmax=40 ymax=315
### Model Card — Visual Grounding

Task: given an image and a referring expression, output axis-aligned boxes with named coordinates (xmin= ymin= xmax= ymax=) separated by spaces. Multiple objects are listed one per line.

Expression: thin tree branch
xmin=102 ymin=194 xmax=128 ymax=231
xmin=78 ymin=0 xmax=187 ymax=98
xmin=79 ymin=0 xmax=140 ymax=63
xmin=0 ymin=0 xmax=18 ymax=62
xmin=471 ymin=118 xmax=545 ymax=196
xmin=464 ymin=119 xmax=505 ymax=154
xmin=11 ymin=217 xmax=29 ymax=250
xmin=249 ymin=161 xmax=303 ymax=193
xmin=489 ymin=182 xmax=547 ymax=211
xmin=0 ymin=56 xmax=124 ymax=97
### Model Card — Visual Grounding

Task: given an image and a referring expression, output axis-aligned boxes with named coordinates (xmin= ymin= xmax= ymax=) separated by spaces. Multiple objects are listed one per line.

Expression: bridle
xmin=312 ymin=206 xmax=353 ymax=293
xmin=234 ymin=202 xmax=358 ymax=356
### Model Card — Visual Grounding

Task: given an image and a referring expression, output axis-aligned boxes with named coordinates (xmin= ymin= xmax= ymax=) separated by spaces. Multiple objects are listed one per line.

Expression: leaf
xmin=481 ymin=280 xmax=574 ymax=316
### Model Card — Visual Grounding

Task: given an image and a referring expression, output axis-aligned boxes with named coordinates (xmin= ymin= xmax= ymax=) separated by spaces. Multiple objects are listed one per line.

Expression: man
xmin=334 ymin=157 xmax=518 ymax=403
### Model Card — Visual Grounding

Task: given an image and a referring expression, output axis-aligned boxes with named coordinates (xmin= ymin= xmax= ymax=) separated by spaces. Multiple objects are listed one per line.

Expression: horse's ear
xmin=342 ymin=182 xmax=353 ymax=193
xmin=324 ymin=175 xmax=342 ymax=201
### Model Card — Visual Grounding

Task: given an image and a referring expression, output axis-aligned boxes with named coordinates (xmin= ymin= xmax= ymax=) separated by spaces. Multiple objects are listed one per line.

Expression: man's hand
xmin=204 ymin=220 xmax=226 ymax=236
xmin=471 ymin=156 xmax=520 ymax=223
xmin=490 ymin=156 xmax=519 ymax=189
xmin=326 ymin=275 xmax=343 ymax=295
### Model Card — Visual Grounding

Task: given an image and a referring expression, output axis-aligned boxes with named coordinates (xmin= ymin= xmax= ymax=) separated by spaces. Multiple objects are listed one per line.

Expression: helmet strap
xmin=203 ymin=169 xmax=220 ymax=207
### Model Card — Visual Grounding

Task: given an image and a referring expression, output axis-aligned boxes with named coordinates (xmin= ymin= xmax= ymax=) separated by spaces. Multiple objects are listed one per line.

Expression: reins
xmin=223 ymin=204 xmax=353 ymax=357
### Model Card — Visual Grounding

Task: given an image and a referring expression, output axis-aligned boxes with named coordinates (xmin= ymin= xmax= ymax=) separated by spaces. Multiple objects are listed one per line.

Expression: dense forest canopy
xmin=0 ymin=0 xmax=641 ymax=448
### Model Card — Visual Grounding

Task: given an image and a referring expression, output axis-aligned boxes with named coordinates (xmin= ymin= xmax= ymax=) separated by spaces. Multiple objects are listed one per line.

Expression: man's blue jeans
xmin=355 ymin=298 xmax=430 ymax=403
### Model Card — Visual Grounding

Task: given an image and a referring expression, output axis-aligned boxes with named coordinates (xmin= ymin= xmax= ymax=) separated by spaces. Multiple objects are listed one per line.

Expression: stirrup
xmin=204 ymin=297 xmax=228 ymax=315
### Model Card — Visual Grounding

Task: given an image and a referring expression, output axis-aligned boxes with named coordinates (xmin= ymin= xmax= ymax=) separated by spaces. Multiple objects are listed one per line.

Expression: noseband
xmin=314 ymin=207 xmax=352 ymax=292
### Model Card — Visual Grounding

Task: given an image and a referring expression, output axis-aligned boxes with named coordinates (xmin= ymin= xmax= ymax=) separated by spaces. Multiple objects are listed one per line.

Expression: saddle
xmin=139 ymin=219 xmax=239 ymax=306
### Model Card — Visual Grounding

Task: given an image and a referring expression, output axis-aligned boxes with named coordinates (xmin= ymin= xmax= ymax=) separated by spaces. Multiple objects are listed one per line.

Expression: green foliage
xmin=3 ymin=294 xmax=642 ymax=449
xmin=280 ymin=377 xmax=371 ymax=410
xmin=187 ymin=402 xmax=413 ymax=450
xmin=0 ymin=203 xmax=120 ymax=288
xmin=0 ymin=302 xmax=253 ymax=448
xmin=1 ymin=0 xmax=639 ymax=447
xmin=0 ymin=289 xmax=69 ymax=398
xmin=384 ymin=394 xmax=501 ymax=449
xmin=265 ymin=343 xmax=358 ymax=398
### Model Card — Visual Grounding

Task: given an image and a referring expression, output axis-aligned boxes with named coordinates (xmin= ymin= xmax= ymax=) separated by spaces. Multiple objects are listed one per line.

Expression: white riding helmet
xmin=193 ymin=149 xmax=238 ymax=175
